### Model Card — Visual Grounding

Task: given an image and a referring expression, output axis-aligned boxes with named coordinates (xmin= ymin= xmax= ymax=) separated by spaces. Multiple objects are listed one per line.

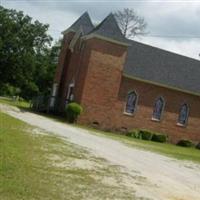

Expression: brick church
xmin=51 ymin=12 xmax=200 ymax=143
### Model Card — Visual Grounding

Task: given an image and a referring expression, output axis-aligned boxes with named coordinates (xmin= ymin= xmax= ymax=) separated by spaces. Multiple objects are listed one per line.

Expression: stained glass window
xmin=152 ymin=97 xmax=164 ymax=120
xmin=178 ymin=104 xmax=189 ymax=126
xmin=125 ymin=91 xmax=138 ymax=114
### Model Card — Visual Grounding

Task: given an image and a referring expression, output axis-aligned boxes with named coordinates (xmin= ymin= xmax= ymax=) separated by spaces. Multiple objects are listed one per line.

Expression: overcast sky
xmin=1 ymin=0 xmax=200 ymax=59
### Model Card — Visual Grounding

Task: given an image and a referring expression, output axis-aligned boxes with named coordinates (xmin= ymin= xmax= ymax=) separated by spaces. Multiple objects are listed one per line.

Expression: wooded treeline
xmin=0 ymin=6 xmax=148 ymax=100
xmin=0 ymin=6 xmax=60 ymax=99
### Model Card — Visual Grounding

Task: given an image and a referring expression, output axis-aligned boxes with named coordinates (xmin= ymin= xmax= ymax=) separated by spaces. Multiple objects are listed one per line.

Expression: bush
xmin=125 ymin=132 xmax=133 ymax=137
xmin=0 ymin=83 xmax=21 ymax=97
xmin=126 ymin=130 xmax=140 ymax=138
xmin=196 ymin=143 xmax=200 ymax=150
xmin=65 ymin=103 xmax=83 ymax=123
xmin=139 ymin=130 xmax=153 ymax=140
xmin=19 ymin=97 xmax=25 ymax=102
xmin=126 ymin=129 xmax=167 ymax=143
xmin=151 ymin=134 xmax=167 ymax=143
xmin=177 ymin=140 xmax=193 ymax=147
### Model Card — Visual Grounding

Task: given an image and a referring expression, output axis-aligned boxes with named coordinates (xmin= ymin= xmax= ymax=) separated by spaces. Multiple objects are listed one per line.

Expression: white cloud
xmin=135 ymin=37 xmax=200 ymax=60
xmin=1 ymin=0 xmax=80 ymax=39
xmin=1 ymin=0 xmax=200 ymax=59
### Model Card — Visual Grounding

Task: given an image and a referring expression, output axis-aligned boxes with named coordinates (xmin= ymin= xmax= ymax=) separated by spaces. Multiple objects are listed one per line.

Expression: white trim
xmin=82 ymin=33 xmax=130 ymax=47
xmin=123 ymin=73 xmax=200 ymax=97
xmin=50 ymin=83 xmax=58 ymax=108
xmin=69 ymin=28 xmax=83 ymax=52
xmin=61 ymin=28 xmax=76 ymax=35
xmin=66 ymin=83 xmax=75 ymax=100
xmin=51 ymin=83 xmax=58 ymax=97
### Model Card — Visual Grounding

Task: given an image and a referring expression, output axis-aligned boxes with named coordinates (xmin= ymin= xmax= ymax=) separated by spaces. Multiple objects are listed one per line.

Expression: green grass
xmin=75 ymin=125 xmax=200 ymax=163
xmin=0 ymin=111 xmax=138 ymax=200
xmin=0 ymin=97 xmax=67 ymax=122
xmin=1 ymin=97 xmax=200 ymax=164
xmin=0 ymin=97 xmax=30 ymax=110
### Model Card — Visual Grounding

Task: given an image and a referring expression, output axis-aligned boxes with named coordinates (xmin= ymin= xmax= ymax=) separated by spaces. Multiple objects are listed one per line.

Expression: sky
xmin=1 ymin=0 xmax=200 ymax=60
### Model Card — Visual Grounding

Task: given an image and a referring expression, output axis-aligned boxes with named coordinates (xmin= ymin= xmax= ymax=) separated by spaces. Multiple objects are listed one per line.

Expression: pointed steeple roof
xmin=63 ymin=12 xmax=94 ymax=35
xmin=89 ymin=13 xmax=128 ymax=44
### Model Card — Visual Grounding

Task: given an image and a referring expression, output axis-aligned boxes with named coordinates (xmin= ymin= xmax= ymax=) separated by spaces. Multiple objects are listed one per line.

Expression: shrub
xmin=139 ymin=130 xmax=153 ymax=140
xmin=126 ymin=129 xmax=140 ymax=138
xmin=0 ymin=83 xmax=21 ymax=97
xmin=65 ymin=103 xmax=83 ymax=123
xmin=126 ymin=129 xmax=167 ymax=143
xmin=19 ymin=97 xmax=25 ymax=102
xmin=177 ymin=139 xmax=193 ymax=147
xmin=151 ymin=134 xmax=167 ymax=143
xmin=125 ymin=131 xmax=133 ymax=137
xmin=196 ymin=143 xmax=200 ymax=150
xmin=134 ymin=130 xmax=142 ymax=139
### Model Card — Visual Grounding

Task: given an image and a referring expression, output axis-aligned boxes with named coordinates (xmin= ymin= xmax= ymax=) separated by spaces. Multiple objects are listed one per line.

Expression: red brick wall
xmin=54 ymin=32 xmax=75 ymax=84
xmin=78 ymin=37 xmax=128 ymax=128
xmin=73 ymin=40 xmax=93 ymax=103
xmin=53 ymin=32 xmax=94 ymax=111
xmin=55 ymin=34 xmax=200 ymax=143
xmin=78 ymin=38 xmax=200 ymax=144
xmin=115 ymin=77 xmax=200 ymax=143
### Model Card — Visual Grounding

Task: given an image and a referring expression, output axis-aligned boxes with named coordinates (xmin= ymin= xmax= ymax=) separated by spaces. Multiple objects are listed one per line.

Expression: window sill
xmin=151 ymin=117 xmax=161 ymax=122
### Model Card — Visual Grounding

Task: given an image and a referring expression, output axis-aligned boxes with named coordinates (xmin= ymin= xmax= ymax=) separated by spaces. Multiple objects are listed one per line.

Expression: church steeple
xmin=88 ymin=13 xmax=128 ymax=44
xmin=62 ymin=12 xmax=94 ymax=35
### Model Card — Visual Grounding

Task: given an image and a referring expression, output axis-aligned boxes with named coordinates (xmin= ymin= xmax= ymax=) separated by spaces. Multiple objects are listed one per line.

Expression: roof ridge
xmin=124 ymin=38 xmax=200 ymax=95
xmin=63 ymin=11 xmax=94 ymax=35
xmin=128 ymin=39 xmax=200 ymax=63
xmin=90 ymin=13 xmax=114 ymax=31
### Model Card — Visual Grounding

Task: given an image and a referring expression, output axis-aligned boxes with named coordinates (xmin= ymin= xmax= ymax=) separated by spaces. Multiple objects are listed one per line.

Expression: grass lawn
xmin=1 ymin=97 xmax=200 ymax=164
xmin=77 ymin=125 xmax=200 ymax=164
xmin=0 ymin=111 xmax=137 ymax=200
xmin=0 ymin=97 xmax=30 ymax=110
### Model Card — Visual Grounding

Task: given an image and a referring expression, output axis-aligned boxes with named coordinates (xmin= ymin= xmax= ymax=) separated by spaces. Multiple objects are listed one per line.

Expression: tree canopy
xmin=0 ymin=6 xmax=60 ymax=99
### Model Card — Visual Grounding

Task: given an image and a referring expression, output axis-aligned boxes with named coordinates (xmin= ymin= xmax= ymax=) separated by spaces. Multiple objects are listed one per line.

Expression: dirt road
xmin=1 ymin=104 xmax=200 ymax=200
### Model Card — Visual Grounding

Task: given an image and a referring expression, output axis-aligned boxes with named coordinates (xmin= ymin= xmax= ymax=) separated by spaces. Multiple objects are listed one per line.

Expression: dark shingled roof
xmin=66 ymin=12 xmax=200 ymax=94
xmin=67 ymin=12 xmax=94 ymax=35
xmin=124 ymin=39 xmax=200 ymax=94
xmin=89 ymin=13 xmax=128 ymax=44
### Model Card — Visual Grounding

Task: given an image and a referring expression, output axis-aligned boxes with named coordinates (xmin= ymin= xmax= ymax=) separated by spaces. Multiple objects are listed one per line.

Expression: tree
xmin=32 ymin=40 xmax=61 ymax=97
xmin=114 ymin=8 xmax=147 ymax=38
xmin=0 ymin=6 xmax=58 ymax=99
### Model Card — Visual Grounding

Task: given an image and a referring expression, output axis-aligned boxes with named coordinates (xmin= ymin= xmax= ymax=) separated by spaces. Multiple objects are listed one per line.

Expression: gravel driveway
xmin=1 ymin=104 xmax=200 ymax=200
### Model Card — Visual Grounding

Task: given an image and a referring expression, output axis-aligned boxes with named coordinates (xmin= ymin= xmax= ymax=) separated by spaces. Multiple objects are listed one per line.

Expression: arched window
xmin=152 ymin=97 xmax=165 ymax=121
xmin=178 ymin=104 xmax=189 ymax=126
xmin=66 ymin=81 xmax=75 ymax=103
xmin=125 ymin=91 xmax=138 ymax=114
